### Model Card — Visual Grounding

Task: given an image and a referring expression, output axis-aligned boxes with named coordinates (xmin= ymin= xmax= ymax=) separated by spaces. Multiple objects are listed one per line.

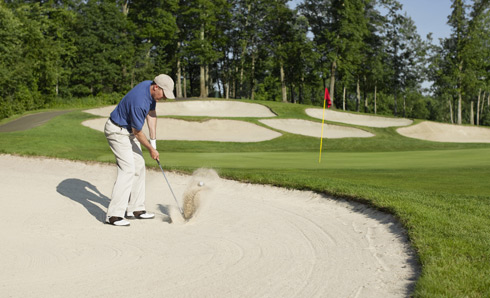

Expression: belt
xmin=109 ymin=117 xmax=125 ymax=129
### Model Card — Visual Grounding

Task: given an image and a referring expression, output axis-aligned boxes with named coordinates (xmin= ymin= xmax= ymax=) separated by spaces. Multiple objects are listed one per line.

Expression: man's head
xmin=152 ymin=74 xmax=175 ymax=101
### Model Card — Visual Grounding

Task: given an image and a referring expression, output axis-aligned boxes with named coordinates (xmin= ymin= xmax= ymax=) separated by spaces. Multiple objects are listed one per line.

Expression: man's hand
xmin=150 ymin=148 xmax=159 ymax=161
xmin=132 ymin=128 xmax=159 ymax=160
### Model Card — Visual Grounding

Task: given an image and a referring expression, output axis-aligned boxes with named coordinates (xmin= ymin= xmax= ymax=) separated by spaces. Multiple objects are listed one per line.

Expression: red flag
xmin=324 ymin=88 xmax=332 ymax=108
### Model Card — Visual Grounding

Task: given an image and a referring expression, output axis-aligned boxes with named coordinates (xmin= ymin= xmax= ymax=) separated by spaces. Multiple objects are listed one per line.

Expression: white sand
xmin=82 ymin=101 xmax=375 ymax=141
xmin=84 ymin=100 xmax=276 ymax=118
xmin=259 ymin=119 xmax=374 ymax=139
xmin=397 ymin=121 xmax=490 ymax=143
xmin=0 ymin=155 xmax=417 ymax=297
xmin=306 ymin=109 xmax=413 ymax=128
xmin=82 ymin=118 xmax=282 ymax=142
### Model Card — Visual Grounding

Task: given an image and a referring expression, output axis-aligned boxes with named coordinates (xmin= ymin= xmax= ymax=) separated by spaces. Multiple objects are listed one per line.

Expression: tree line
xmin=1 ymin=0 xmax=489 ymax=126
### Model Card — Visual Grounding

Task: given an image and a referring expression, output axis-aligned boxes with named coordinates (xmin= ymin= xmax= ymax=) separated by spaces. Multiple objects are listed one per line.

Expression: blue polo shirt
xmin=110 ymin=80 xmax=156 ymax=132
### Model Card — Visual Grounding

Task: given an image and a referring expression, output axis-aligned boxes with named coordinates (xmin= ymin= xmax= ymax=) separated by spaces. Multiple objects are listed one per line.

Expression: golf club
xmin=156 ymin=159 xmax=184 ymax=216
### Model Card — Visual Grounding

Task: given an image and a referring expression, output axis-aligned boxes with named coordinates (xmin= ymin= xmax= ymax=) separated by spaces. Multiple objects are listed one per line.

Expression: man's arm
xmin=132 ymin=128 xmax=159 ymax=161
xmin=146 ymin=110 xmax=157 ymax=140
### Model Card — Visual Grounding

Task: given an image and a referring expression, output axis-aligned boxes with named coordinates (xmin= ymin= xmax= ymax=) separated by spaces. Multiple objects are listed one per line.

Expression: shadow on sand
xmin=57 ymin=178 xmax=109 ymax=223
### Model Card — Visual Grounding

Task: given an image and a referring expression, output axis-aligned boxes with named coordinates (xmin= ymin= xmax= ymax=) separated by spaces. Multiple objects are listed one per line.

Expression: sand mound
xmin=83 ymin=105 xmax=115 ymax=117
xmin=0 ymin=155 xmax=417 ymax=297
xmin=156 ymin=100 xmax=276 ymax=117
xmin=397 ymin=121 xmax=490 ymax=143
xmin=84 ymin=100 xmax=276 ymax=118
xmin=259 ymin=119 xmax=374 ymax=138
xmin=306 ymin=109 xmax=413 ymax=127
xmin=82 ymin=118 xmax=282 ymax=142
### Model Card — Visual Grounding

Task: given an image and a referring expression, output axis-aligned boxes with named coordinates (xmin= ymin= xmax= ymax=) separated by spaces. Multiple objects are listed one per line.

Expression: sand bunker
xmin=397 ymin=121 xmax=490 ymax=143
xmin=82 ymin=118 xmax=282 ymax=142
xmin=84 ymin=100 xmax=276 ymax=118
xmin=260 ymin=119 xmax=374 ymax=139
xmin=306 ymin=109 xmax=413 ymax=128
xmin=0 ymin=155 xmax=417 ymax=297
xmin=83 ymin=102 xmax=383 ymax=140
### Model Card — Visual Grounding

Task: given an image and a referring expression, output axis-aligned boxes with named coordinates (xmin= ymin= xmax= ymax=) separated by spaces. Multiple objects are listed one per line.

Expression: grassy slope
xmin=0 ymin=100 xmax=489 ymax=297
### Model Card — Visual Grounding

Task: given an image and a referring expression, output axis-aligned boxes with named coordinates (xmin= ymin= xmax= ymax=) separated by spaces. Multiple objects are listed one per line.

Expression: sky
xmin=289 ymin=0 xmax=454 ymax=45
xmin=397 ymin=0 xmax=452 ymax=44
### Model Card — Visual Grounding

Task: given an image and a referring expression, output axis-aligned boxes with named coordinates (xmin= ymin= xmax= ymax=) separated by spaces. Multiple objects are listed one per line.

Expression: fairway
xmin=156 ymin=148 xmax=490 ymax=198
xmin=158 ymin=148 xmax=490 ymax=171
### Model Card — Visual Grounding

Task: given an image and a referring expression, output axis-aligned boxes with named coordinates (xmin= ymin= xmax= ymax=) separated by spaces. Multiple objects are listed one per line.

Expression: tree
xmin=447 ymin=0 xmax=467 ymax=124
xmin=299 ymin=0 xmax=334 ymax=102
xmin=435 ymin=0 xmax=490 ymax=124
xmin=382 ymin=0 xmax=426 ymax=117
xmin=126 ymin=0 xmax=179 ymax=88
xmin=178 ymin=0 xmax=227 ymax=98
xmin=264 ymin=0 xmax=296 ymax=102
xmin=71 ymin=0 xmax=134 ymax=96
xmin=0 ymin=2 xmax=69 ymax=116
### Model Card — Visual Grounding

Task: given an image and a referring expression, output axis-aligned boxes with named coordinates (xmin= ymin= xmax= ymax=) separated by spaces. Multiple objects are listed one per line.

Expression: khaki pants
xmin=104 ymin=119 xmax=146 ymax=220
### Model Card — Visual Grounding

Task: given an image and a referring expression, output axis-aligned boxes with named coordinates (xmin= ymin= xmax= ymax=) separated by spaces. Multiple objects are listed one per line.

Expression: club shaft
xmin=157 ymin=160 xmax=184 ymax=215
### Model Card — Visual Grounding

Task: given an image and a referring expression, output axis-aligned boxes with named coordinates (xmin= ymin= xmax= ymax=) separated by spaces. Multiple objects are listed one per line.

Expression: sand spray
xmin=169 ymin=168 xmax=220 ymax=223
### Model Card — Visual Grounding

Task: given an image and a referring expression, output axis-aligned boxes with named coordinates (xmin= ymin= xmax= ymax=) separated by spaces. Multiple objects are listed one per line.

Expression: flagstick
xmin=319 ymin=89 xmax=328 ymax=163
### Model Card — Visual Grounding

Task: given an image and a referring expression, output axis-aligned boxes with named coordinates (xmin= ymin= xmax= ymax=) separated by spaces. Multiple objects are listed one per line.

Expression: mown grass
xmin=0 ymin=99 xmax=489 ymax=297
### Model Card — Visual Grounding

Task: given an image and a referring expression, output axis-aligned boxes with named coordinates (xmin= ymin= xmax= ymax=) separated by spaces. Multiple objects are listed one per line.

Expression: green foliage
xmin=255 ymin=75 xmax=281 ymax=102
xmin=1 ymin=0 xmax=489 ymax=132
xmin=0 ymin=2 xmax=59 ymax=118
xmin=71 ymin=0 xmax=134 ymax=96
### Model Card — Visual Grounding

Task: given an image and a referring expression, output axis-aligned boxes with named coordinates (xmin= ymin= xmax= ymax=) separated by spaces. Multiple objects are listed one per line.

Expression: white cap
xmin=154 ymin=74 xmax=175 ymax=99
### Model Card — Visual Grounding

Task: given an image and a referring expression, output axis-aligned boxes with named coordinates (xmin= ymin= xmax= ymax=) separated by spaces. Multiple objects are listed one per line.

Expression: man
xmin=104 ymin=74 xmax=175 ymax=226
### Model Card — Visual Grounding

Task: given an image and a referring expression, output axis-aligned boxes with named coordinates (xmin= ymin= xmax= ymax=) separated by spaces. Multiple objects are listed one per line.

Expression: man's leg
xmin=105 ymin=120 xmax=134 ymax=221
xmin=127 ymin=135 xmax=146 ymax=214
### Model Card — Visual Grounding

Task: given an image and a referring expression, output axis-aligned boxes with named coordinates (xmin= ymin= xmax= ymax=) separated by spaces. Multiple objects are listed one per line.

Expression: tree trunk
xmin=176 ymin=49 xmax=182 ymax=98
xmin=480 ymin=91 xmax=486 ymax=118
xmin=356 ymin=77 xmax=360 ymax=112
xmin=199 ymin=26 xmax=206 ymax=98
xmin=206 ymin=65 xmax=210 ymax=97
xmin=239 ymin=60 xmax=244 ymax=98
xmin=225 ymin=66 xmax=230 ymax=99
xmin=374 ymin=84 xmax=377 ymax=114
xmin=470 ymin=101 xmax=474 ymax=125
xmin=457 ymin=91 xmax=462 ymax=124
xmin=329 ymin=60 xmax=336 ymax=107
xmin=476 ymin=88 xmax=481 ymax=126
xmin=481 ymin=91 xmax=486 ymax=110
xmin=343 ymin=86 xmax=346 ymax=110
xmin=200 ymin=65 xmax=206 ymax=98
xmin=363 ymin=75 xmax=368 ymax=113
xmin=181 ymin=68 xmax=187 ymax=98
xmin=233 ymin=65 xmax=238 ymax=98
xmin=217 ymin=72 xmax=222 ymax=98
xmin=448 ymin=98 xmax=454 ymax=124
xmin=251 ymin=52 xmax=256 ymax=100
xmin=122 ymin=0 xmax=129 ymax=15
xmin=457 ymin=62 xmax=463 ymax=124
xmin=280 ymin=61 xmax=287 ymax=103
xmin=364 ymin=91 xmax=368 ymax=113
